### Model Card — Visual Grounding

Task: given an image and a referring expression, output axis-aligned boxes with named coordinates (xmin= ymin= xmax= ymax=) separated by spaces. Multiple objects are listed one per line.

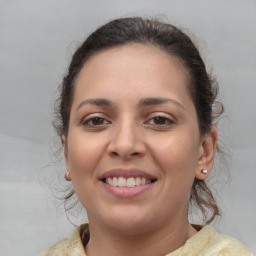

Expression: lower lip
xmin=101 ymin=181 xmax=155 ymax=198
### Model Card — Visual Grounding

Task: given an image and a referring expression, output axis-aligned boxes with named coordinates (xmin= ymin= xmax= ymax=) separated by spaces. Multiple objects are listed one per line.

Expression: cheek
xmin=66 ymin=131 xmax=106 ymax=177
xmin=149 ymin=133 xmax=200 ymax=209
xmin=66 ymin=131 xmax=107 ymax=209
xmin=148 ymin=131 xmax=200 ymax=174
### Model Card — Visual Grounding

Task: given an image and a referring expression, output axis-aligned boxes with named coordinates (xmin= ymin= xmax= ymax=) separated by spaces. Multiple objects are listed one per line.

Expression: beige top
xmin=40 ymin=224 xmax=250 ymax=256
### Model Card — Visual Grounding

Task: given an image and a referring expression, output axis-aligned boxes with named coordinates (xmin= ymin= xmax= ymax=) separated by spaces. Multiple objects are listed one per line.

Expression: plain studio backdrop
xmin=1 ymin=0 xmax=255 ymax=255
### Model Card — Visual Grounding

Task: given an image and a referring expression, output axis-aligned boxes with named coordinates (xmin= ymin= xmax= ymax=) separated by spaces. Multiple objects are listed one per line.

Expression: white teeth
xmin=105 ymin=177 xmax=153 ymax=187
xmin=106 ymin=177 xmax=113 ymax=185
xmin=118 ymin=177 xmax=127 ymax=187
xmin=127 ymin=177 xmax=135 ymax=187
xmin=113 ymin=177 xmax=118 ymax=186
xmin=135 ymin=177 xmax=141 ymax=186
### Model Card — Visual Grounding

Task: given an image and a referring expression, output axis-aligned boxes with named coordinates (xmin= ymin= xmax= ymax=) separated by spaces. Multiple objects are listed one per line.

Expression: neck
xmin=85 ymin=220 xmax=197 ymax=256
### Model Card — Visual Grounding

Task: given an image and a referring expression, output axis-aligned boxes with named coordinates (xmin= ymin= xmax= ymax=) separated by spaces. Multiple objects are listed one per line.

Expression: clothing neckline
xmin=77 ymin=223 xmax=215 ymax=255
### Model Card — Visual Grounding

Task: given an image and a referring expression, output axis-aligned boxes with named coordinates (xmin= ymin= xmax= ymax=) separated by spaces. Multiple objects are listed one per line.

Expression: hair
xmin=53 ymin=17 xmax=224 ymax=224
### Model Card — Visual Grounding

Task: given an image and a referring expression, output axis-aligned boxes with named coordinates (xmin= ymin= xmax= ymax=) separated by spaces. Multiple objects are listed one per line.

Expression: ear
xmin=61 ymin=135 xmax=69 ymax=165
xmin=195 ymin=126 xmax=217 ymax=180
xmin=62 ymin=135 xmax=72 ymax=181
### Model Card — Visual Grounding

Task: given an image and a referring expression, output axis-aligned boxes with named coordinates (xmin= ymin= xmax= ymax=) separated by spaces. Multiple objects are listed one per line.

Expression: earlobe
xmin=195 ymin=126 xmax=217 ymax=180
xmin=65 ymin=170 xmax=72 ymax=181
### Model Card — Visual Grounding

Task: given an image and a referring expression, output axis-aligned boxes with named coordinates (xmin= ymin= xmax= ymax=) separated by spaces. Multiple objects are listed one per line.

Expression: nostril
xmin=110 ymin=152 xmax=119 ymax=157
xmin=110 ymin=151 xmax=140 ymax=157
xmin=107 ymin=138 xmax=146 ymax=158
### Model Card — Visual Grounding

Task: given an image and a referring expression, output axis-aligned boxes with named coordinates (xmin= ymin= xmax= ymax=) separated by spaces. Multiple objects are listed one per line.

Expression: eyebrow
xmin=77 ymin=97 xmax=185 ymax=110
xmin=139 ymin=97 xmax=185 ymax=109
xmin=77 ymin=98 xmax=113 ymax=110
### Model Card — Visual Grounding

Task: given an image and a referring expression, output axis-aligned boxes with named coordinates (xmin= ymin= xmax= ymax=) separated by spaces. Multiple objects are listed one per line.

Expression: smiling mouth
xmin=102 ymin=177 xmax=157 ymax=188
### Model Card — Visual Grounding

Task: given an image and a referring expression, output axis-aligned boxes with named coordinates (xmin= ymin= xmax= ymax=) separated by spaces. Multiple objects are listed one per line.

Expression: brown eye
xmin=149 ymin=116 xmax=173 ymax=125
xmin=153 ymin=117 xmax=168 ymax=125
xmin=82 ymin=116 xmax=111 ymax=128
xmin=90 ymin=117 xmax=104 ymax=125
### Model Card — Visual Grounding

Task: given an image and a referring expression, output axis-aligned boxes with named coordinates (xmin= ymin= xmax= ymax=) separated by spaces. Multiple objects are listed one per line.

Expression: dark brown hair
xmin=54 ymin=17 xmax=224 ymax=224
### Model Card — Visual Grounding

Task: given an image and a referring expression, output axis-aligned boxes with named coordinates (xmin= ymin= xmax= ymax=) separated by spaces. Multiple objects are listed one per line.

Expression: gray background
xmin=1 ymin=0 xmax=255 ymax=255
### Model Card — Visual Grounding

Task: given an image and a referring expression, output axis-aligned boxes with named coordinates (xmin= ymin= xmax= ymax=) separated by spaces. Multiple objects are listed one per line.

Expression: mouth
xmin=101 ymin=177 xmax=157 ymax=187
xmin=99 ymin=168 xmax=157 ymax=197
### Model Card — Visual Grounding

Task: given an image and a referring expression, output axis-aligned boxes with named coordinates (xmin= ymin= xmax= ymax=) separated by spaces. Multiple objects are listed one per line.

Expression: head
xmin=54 ymin=17 xmax=223 ymax=226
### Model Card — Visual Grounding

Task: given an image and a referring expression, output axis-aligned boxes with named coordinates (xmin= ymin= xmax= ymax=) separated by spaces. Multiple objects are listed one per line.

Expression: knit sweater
xmin=40 ymin=224 xmax=250 ymax=255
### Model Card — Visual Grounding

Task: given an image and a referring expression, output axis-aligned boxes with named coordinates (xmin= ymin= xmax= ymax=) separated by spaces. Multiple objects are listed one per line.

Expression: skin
xmin=62 ymin=43 xmax=217 ymax=256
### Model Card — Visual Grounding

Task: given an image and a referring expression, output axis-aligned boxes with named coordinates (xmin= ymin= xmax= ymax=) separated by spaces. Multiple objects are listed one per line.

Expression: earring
xmin=201 ymin=169 xmax=208 ymax=174
xmin=65 ymin=171 xmax=71 ymax=181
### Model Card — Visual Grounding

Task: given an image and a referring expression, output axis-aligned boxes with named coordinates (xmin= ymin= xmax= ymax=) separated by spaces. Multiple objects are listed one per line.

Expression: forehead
xmin=73 ymin=43 xmax=191 ymax=104
xmin=80 ymin=43 xmax=188 ymax=78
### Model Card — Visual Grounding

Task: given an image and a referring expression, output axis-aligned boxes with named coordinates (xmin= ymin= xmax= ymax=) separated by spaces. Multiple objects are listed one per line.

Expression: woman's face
xmin=63 ymin=44 xmax=215 ymax=234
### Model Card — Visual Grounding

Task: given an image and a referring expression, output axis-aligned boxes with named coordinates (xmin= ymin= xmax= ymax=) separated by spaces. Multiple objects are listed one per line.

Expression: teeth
xmin=118 ymin=177 xmax=127 ymax=187
xmin=106 ymin=177 xmax=113 ymax=185
xmin=113 ymin=177 xmax=118 ymax=186
xmin=105 ymin=177 xmax=153 ymax=187
xmin=127 ymin=177 xmax=135 ymax=187
xmin=135 ymin=177 xmax=141 ymax=186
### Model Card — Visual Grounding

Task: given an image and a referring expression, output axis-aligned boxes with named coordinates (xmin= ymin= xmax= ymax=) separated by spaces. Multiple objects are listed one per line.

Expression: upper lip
xmin=99 ymin=168 xmax=157 ymax=180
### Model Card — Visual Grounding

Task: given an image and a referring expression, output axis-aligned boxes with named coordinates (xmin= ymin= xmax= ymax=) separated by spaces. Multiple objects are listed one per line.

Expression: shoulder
xmin=40 ymin=224 xmax=89 ymax=256
xmin=40 ymin=237 xmax=69 ymax=256
xmin=185 ymin=225 xmax=251 ymax=256
xmin=168 ymin=225 xmax=251 ymax=256
xmin=206 ymin=226 xmax=251 ymax=255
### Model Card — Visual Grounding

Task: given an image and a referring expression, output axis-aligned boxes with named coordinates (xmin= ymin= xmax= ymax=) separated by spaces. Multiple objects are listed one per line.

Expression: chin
xmin=91 ymin=207 xmax=155 ymax=235
xmin=107 ymin=220 xmax=152 ymax=236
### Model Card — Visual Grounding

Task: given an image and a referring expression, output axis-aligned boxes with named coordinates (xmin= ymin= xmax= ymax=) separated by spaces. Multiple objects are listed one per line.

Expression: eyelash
xmin=82 ymin=115 xmax=111 ymax=128
xmin=145 ymin=115 xmax=175 ymax=127
xmin=81 ymin=114 xmax=175 ymax=129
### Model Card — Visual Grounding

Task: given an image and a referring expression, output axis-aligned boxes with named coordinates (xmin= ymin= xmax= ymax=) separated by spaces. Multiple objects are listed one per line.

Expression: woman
xmin=41 ymin=17 xmax=250 ymax=255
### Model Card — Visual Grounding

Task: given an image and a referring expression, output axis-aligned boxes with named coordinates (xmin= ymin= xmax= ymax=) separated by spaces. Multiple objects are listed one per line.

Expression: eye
xmin=145 ymin=114 xmax=175 ymax=127
xmin=87 ymin=117 xmax=105 ymax=125
xmin=82 ymin=115 xmax=111 ymax=128
xmin=150 ymin=116 xmax=172 ymax=125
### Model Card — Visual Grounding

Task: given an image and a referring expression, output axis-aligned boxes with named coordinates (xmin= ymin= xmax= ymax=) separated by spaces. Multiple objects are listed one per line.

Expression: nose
xmin=107 ymin=119 xmax=146 ymax=159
